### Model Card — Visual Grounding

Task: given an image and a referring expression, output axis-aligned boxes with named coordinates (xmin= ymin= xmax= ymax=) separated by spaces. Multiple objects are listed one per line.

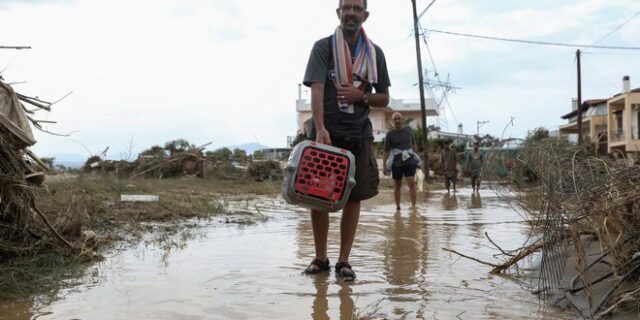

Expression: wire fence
xmin=482 ymin=138 xmax=640 ymax=317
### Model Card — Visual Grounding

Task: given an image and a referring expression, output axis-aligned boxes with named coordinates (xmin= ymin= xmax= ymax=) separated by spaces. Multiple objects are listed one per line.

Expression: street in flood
xmin=1 ymin=188 xmax=579 ymax=319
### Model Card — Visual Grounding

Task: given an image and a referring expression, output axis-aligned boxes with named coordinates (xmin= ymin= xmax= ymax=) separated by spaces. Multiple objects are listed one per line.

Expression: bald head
xmin=339 ymin=0 xmax=367 ymax=9
xmin=392 ymin=112 xmax=404 ymax=129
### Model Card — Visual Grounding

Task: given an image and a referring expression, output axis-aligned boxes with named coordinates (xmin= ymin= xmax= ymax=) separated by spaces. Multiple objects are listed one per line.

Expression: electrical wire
xmin=427 ymin=29 xmax=640 ymax=50
xmin=417 ymin=0 xmax=436 ymax=21
xmin=424 ymin=40 xmax=439 ymax=78
xmin=418 ymin=22 xmax=461 ymax=130
xmin=591 ymin=9 xmax=640 ymax=46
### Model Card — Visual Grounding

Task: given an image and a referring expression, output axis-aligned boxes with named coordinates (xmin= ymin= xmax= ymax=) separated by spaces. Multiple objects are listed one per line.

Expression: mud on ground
xmin=0 ymin=175 xmax=281 ymax=300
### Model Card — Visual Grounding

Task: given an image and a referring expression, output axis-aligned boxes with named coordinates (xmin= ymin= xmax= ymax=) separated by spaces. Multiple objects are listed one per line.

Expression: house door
xmin=616 ymin=112 xmax=623 ymax=129
xmin=636 ymin=109 xmax=640 ymax=139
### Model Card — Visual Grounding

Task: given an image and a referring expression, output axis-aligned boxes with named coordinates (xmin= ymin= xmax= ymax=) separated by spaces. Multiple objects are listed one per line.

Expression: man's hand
xmin=316 ymin=127 xmax=332 ymax=145
xmin=336 ymin=83 xmax=364 ymax=104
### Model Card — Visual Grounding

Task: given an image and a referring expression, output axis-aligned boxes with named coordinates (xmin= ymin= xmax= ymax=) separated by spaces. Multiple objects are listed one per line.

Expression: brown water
xmin=0 ymin=188 xmax=581 ymax=320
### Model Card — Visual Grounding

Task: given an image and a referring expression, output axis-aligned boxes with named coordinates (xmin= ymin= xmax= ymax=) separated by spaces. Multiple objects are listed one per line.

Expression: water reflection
xmin=442 ymin=193 xmax=458 ymax=210
xmin=0 ymin=300 xmax=32 ymax=320
xmin=384 ymin=208 xmax=424 ymax=286
xmin=310 ymin=271 xmax=356 ymax=320
xmin=311 ymin=274 xmax=330 ymax=320
xmin=469 ymin=192 xmax=482 ymax=209
xmin=337 ymin=283 xmax=355 ymax=320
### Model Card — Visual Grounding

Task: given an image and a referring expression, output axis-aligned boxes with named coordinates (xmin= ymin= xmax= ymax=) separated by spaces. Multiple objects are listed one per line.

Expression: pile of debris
xmin=457 ymin=138 xmax=640 ymax=318
xmin=248 ymin=160 xmax=283 ymax=181
xmin=81 ymin=150 xmax=281 ymax=181
xmin=0 ymin=79 xmax=77 ymax=257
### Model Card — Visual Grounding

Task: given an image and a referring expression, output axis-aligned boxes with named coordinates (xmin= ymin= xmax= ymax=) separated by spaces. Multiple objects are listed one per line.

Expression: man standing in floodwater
xmin=302 ymin=0 xmax=391 ymax=281
xmin=466 ymin=141 xmax=483 ymax=194
xmin=441 ymin=141 xmax=457 ymax=193
xmin=383 ymin=112 xmax=420 ymax=210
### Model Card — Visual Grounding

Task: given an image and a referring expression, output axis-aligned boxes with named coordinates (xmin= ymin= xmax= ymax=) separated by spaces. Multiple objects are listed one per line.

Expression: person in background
xmin=383 ymin=112 xmax=420 ymax=210
xmin=466 ymin=141 xmax=483 ymax=193
xmin=441 ymin=140 xmax=457 ymax=193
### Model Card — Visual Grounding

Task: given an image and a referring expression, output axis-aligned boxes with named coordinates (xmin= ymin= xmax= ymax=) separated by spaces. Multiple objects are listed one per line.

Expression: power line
xmin=423 ymin=37 xmax=439 ymax=77
xmin=414 ymin=20 xmax=462 ymax=132
xmin=0 ymin=46 xmax=31 ymax=50
xmin=418 ymin=23 xmax=461 ymax=129
xmin=591 ymin=10 xmax=640 ymax=46
xmin=417 ymin=0 xmax=436 ymax=21
xmin=427 ymin=29 xmax=640 ymax=50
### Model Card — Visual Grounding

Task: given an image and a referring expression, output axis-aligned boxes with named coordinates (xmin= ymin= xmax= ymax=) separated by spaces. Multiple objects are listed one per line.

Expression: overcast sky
xmin=1 ymin=0 xmax=639 ymax=159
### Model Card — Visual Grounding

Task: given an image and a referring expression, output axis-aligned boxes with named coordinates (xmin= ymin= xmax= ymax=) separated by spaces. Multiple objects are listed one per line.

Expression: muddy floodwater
xmin=1 ymin=188 xmax=581 ymax=319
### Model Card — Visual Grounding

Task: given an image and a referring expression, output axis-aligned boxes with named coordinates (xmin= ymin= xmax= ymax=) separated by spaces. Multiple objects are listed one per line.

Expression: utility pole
xmin=476 ymin=120 xmax=489 ymax=138
xmin=576 ymin=49 xmax=583 ymax=145
xmin=412 ymin=0 xmax=431 ymax=179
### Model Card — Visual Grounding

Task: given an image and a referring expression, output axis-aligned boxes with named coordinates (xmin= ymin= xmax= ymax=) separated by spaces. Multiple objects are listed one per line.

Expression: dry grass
xmin=36 ymin=175 xmax=280 ymax=224
xmin=482 ymin=138 xmax=640 ymax=317
xmin=1 ymin=174 xmax=280 ymax=300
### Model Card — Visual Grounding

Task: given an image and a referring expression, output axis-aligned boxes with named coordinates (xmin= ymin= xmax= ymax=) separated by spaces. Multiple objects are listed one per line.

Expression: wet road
xmin=1 ymin=187 xmax=579 ymax=319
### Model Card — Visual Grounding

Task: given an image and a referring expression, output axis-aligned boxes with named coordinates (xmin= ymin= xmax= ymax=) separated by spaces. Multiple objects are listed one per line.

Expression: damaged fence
xmin=446 ymin=138 xmax=640 ymax=318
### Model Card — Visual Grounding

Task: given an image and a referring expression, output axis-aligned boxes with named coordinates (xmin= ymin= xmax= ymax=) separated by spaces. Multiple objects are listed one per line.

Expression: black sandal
xmin=335 ymin=261 xmax=356 ymax=281
xmin=304 ymin=258 xmax=330 ymax=274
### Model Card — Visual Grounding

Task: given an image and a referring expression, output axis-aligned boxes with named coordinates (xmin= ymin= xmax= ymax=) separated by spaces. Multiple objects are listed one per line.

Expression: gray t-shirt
xmin=384 ymin=126 xmax=417 ymax=167
xmin=303 ymin=35 xmax=391 ymax=139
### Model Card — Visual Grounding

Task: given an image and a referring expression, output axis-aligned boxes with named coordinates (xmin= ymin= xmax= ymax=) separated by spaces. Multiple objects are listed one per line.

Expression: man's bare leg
xmin=445 ymin=176 xmax=451 ymax=193
xmin=406 ymin=176 xmax=417 ymax=207
xmin=393 ymin=179 xmax=402 ymax=210
xmin=338 ymin=200 xmax=360 ymax=280
xmin=339 ymin=201 xmax=360 ymax=262
xmin=308 ymin=209 xmax=329 ymax=272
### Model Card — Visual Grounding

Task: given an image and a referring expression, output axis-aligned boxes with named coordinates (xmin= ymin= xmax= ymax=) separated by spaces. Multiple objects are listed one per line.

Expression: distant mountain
xmin=227 ymin=143 xmax=270 ymax=154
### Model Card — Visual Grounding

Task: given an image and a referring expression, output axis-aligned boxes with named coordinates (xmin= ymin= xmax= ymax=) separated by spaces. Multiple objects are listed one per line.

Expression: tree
xmin=139 ymin=145 xmax=167 ymax=158
xmin=479 ymin=134 xmax=500 ymax=148
xmin=253 ymin=149 xmax=265 ymax=160
xmin=232 ymin=148 xmax=247 ymax=162
xmin=206 ymin=147 xmax=233 ymax=161
xmin=412 ymin=124 xmax=442 ymax=152
xmin=40 ymin=157 xmax=55 ymax=170
xmin=291 ymin=133 xmax=306 ymax=147
xmin=527 ymin=127 xmax=550 ymax=142
xmin=164 ymin=139 xmax=195 ymax=156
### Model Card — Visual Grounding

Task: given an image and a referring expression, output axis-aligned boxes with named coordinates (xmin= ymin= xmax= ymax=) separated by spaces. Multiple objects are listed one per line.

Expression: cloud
xmin=0 ymin=0 xmax=72 ymax=9
xmin=213 ymin=28 xmax=246 ymax=42
xmin=1 ymin=0 xmax=639 ymax=158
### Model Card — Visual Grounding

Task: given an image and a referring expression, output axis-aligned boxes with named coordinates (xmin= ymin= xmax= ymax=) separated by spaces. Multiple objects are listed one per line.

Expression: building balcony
xmin=611 ymin=128 xmax=625 ymax=142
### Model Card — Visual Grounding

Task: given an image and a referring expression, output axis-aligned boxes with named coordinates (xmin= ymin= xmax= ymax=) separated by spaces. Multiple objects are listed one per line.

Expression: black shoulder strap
xmin=328 ymin=35 xmax=333 ymax=61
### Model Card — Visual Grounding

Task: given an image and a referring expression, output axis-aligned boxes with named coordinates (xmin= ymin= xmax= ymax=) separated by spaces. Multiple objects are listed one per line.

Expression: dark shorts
xmin=345 ymin=137 xmax=379 ymax=201
xmin=392 ymin=164 xmax=417 ymax=180
xmin=310 ymin=134 xmax=379 ymax=202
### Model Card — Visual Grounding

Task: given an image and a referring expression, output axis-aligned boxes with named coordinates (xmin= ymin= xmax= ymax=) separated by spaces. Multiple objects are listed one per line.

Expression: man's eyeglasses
xmin=339 ymin=5 xmax=365 ymax=13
